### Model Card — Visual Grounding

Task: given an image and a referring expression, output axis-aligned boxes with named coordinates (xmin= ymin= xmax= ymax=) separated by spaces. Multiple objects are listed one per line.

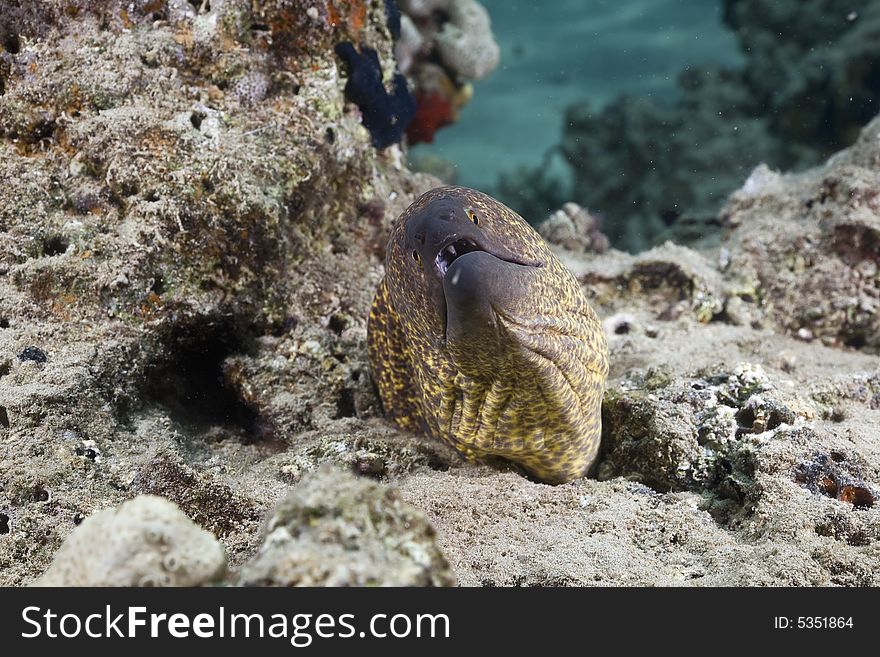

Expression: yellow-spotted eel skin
xmin=367 ymin=186 xmax=608 ymax=483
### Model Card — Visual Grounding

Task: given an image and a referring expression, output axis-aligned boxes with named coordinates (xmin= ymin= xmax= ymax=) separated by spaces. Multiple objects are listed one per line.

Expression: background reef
xmin=1 ymin=0 xmax=879 ymax=586
xmin=418 ymin=0 xmax=880 ymax=253
xmin=552 ymin=0 xmax=880 ymax=251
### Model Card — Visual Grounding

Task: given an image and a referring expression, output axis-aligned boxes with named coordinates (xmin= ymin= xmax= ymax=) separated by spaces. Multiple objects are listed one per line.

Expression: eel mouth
xmin=434 ymin=238 xmax=481 ymax=277
xmin=433 ymin=236 xmax=541 ymax=279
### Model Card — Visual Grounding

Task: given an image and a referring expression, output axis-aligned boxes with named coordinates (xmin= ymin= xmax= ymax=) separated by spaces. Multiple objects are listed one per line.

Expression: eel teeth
xmin=436 ymin=239 xmax=479 ymax=278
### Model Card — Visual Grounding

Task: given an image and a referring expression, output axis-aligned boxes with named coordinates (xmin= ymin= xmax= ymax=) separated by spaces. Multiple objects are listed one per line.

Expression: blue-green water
xmin=411 ymin=0 xmax=743 ymax=193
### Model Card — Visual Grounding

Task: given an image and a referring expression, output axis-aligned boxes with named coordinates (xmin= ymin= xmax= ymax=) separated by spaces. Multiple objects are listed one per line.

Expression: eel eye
xmin=412 ymin=250 xmax=421 ymax=263
xmin=466 ymin=209 xmax=479 ymax=226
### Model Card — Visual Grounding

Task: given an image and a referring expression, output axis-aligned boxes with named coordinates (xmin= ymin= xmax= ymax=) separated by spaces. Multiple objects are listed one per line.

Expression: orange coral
xmin=406 ymin=92 xmax=454 ymax=144
xmin=326 ymin=0 xmax=367 ymax=34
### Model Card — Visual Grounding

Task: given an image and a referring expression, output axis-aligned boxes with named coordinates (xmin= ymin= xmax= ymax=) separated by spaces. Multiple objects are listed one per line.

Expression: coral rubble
xmin=36 ymin=496 xmax=226 ymax=586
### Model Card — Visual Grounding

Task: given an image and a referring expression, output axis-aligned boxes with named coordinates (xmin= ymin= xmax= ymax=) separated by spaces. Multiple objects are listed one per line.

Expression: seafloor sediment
xmin=1 ymin=1 xmax=878 ymax=586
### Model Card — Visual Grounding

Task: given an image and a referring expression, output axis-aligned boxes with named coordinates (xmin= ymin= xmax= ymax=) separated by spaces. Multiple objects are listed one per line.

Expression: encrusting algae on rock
xmin=368 ymin=186 xmax=609 ymax=484
xmin=35 ymin=496 xmax=227 ymax=587
xmin=239 ymin=465 xmax=455 ymax=586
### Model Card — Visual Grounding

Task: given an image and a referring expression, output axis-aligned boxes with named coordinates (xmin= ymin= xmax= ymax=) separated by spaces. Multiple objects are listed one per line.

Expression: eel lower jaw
xmin=440 ymin=250 xmax=542 ymax=346
xmin=433 ymin=238 xmax=543 ymax=343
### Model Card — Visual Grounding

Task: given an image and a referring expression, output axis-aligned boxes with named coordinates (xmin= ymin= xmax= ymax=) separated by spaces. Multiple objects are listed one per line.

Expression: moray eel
xmin=367 ymin=186 xmax=608 ymax=483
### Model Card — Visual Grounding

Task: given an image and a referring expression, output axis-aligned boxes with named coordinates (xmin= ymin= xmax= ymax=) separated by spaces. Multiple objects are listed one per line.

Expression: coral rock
xmin=36 ymin=496 xmax=226 ymax=587
xmin=434 ymin=0 xmax=500 ymax=80
xmin=538 ymin=202 xmax=610 ymax=253
xmin=723 ymin=115 xmax=880 ymax=350
xmin=239 ymin=466 xmax=455 ymax=586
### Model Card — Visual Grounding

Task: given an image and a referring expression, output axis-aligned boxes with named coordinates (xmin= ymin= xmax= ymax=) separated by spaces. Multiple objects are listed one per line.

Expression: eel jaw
xmin=433 ymin=235 xmax=542 ymax=281
xmin=437 ymin=239 xmax=544 ymax=345
xmin=434 ymin=238 xmax=481 ymax=278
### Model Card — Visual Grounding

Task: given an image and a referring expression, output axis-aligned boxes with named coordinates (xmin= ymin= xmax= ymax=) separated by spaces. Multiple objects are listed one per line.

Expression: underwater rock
xmin=794 ymin=452 xmax=876 ymax=511
xmin=431 ymin=0 xmax=500 ymax=80
xmin=600 ymin=363 xmax=801 ymax=495
xmin=592 ymin=354 xmax=880 ymax=568
xmin=335 ymin=42 xmax=416 ymax=149
xmin=538 ymin=202 xmax=609 ymax=254
xmin=245 ymin=419 xmax=461 ymax=486
xmin=130 ymin=453 xmax=264 ymax=548
xmin=565 ymin=242 xmax=726 ymax=325
xmin=0 ymin=0 xmax=437 ymax=586
xmin=35 ymin=495 xmax=226 ymax=586
xmin=395 ymin=11 xmax=424 ymax=75
xmin=397 ymin=0 xmax=499 ymax=78
xmin=239 ymin=466 xmax=455 ymax=586
xmin=722 ymin=115 xmax=880 ymax=351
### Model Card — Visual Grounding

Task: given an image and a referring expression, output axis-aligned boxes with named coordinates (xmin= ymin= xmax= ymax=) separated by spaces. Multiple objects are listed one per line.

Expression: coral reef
xmin=431 ymin=0 xmax=499 ymax=80
xmin=35 ymin=496 xmax=226 ymax=586
xmin=497 ymin=0 xmax=880 ymax=251
xmin=396 ymin=0 xmax=499 ymax=143
xmin=724 ymin=0 xmax=880 ymax=150
xmin=1 ymin=0 xmax=880 ymax=588
xmin=559 ymin=91 xmax=781 ymax=250
xmin=239 ymin=466 xmax=455 ymax=586
xmin=720 ymin=117 xmax=880 ymax=350
xmin=397 ymin=0 xmax=499 ymax=79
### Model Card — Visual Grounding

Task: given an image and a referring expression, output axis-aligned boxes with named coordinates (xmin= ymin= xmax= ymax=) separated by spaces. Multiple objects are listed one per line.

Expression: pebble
xmin=18 ymin=346 xmax=48 ymax=363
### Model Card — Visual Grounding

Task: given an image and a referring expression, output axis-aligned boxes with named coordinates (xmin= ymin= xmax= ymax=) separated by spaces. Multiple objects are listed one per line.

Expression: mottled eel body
xmin=367 ymin=186 xmax=608 ymax=483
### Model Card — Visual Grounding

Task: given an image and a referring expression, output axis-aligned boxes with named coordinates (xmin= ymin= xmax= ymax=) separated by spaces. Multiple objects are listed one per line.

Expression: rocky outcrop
xmin=0 ymin=0 xmax=439 ymax=585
